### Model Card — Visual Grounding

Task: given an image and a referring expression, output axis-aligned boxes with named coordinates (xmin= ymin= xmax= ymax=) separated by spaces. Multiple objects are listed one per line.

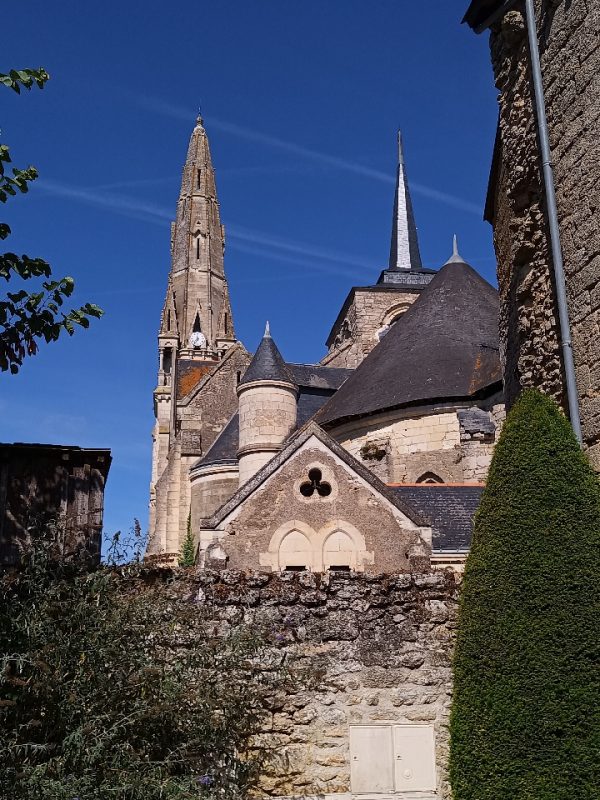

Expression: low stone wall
xmin=191 ymin=568 xmax=458 ymax=798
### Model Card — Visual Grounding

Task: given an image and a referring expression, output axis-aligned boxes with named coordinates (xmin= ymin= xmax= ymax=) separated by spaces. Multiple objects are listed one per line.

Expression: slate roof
xmin=196 ymin=414 xmax=239 ymax=467
xmin=239 ymin=330 xmax=295 ymax=387
xmin=462 ymin=0 xmax=515 ymax=32
xmin=458 ymin=407 xmax=496 ymax=437
xmin=194 ymin=365 xmax=353 ymax=469
xmin=390 ymin=484 xmax=484 ymax=552
xmin=317 ymin=260 xmax=502 ymax=427
xmin=288 ymin=363 xmax=352 ymax=390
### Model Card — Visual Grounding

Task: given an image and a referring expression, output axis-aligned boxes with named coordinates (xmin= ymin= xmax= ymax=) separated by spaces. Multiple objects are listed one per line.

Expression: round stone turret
xmin=237 ymin=323 xmax=298 ymax=486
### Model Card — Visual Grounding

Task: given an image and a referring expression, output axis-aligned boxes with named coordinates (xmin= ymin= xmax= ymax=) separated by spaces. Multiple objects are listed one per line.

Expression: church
xmin=147 ymin=116 xmax=504 ymax=573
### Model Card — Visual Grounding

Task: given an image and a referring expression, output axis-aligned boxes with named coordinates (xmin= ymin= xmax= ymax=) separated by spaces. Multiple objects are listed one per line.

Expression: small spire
xmin=238 ymin=323 xmax=295 ymax=388
xmin=388 ymin=130 xmax=422 ymax=272
xmin=196 ymin=105 xmax=204 ymax=127
xmin=445 ymin=234 xmax=466 ymax=265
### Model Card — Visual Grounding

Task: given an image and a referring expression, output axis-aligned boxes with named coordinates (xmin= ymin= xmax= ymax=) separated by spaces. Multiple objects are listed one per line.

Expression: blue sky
xmin=2 ymin=1 xmax=498 ymax=538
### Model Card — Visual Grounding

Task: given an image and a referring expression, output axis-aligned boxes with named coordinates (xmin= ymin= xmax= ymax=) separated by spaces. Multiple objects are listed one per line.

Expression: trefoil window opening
xmin=300 ymin=468 xmax=332 ymax=498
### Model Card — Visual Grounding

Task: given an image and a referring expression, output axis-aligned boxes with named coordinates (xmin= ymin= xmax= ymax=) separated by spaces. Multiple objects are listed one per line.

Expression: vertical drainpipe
xmin=469 ymin=0 xmax=583 ymax=443
xmin=522 ymin=0 xmax=582 ymax=443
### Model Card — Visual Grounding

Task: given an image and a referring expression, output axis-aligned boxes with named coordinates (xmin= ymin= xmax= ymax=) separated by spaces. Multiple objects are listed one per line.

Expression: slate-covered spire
xmin=166 ymin=114 xmax=234 ymax=353
xmin=388 ymin=131 xmax=423 ymax=272
xmin=239 ymin=323 xmax=295 ymax=387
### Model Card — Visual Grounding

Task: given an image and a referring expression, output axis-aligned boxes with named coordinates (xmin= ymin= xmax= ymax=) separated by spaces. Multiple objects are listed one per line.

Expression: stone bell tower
xmin=149 ymin=115 xmax=238 ymax=553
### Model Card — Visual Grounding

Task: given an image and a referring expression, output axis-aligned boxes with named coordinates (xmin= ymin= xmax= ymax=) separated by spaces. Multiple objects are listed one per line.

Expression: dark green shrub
xmin=450 ymin=389 xmax=600 ymax=799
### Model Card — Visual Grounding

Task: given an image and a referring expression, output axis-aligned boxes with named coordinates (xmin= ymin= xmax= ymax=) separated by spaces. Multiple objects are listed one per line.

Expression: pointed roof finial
xmin=264 ymin=320 xmax=271 ymax=338
xmin=388 ymin=130 xmax=422 ymax=272
xmin=397 ymin=129 xmax=405 ymax=167
xmin=196 ymin=104 xmax=204 ymax=127
xmin=445 ymin=234 xmax=466 ymax=265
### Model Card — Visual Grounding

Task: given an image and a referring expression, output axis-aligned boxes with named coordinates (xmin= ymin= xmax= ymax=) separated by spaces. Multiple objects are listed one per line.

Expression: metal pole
xmin=524 ymin=0 xmax=583 ymax=443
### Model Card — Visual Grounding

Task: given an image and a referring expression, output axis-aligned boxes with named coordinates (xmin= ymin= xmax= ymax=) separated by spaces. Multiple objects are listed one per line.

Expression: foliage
xmin=104 ymin=517 xmax=147 ymax=566
xmin=449 ymin=390 xmax=600 ymax=799
xmin=179 ymin=511 xmax=196 ymax=568
xmin=0 ymin=528 xmax=296 ymax=799
xmin=0 ymin=67 xmax=102 ymax=373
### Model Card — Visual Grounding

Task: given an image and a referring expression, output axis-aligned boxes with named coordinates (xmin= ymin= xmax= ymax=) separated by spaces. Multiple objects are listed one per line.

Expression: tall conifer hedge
xmin=450 ymin=390 xmax=600 ymax=799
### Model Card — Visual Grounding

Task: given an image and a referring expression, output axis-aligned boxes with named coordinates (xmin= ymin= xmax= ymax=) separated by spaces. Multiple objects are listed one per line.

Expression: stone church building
xmin=146 ymin=116 xmax=505 ymax=798
xmin=148 ymin=117 xmax=504 ymax=573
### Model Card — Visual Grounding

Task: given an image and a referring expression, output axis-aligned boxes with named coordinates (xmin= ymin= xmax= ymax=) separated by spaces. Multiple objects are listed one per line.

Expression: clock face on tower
xmin=189 ymin=331 xmax=207 ymax=349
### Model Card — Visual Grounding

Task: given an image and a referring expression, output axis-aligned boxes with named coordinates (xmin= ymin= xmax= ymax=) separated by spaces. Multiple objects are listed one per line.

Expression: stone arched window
xmin=162 ymin=346 xmax=172 ymax=375
xmin=261 ymin=520 xmax=373 ymax=573
xmin=376 ymin=302 xmax=411 ymax=340
xmin=416 ymin=471 xmax=444 ymax=484
xmin=323 ymin=529 xmax=356 ymax=571
xmin=279 ymin=529 xmax=313 ymax=571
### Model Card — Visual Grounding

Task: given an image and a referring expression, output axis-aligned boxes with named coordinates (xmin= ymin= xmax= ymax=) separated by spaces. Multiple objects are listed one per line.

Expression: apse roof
xmin=317 ymin=259 xmax=502 ymax=427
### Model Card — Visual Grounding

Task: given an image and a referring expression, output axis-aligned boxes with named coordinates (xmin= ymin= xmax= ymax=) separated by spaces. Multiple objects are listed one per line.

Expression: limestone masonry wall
xmin=322 ymin=289 xmax=418 ymax=369
xmin=488 ymin=1 xmax=600 ymax=465
xmin=333 ymin=406 xmax=502 ymax=484
xmin=185 ymin=568 xmax=458 ymax=799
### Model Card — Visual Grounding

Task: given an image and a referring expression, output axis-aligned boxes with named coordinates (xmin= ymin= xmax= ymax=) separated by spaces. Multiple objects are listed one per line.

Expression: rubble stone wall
xmin=488 ymin=1 xmax=600 ymax=465
xmin=192 ymin=568 xmax=458 ymax=799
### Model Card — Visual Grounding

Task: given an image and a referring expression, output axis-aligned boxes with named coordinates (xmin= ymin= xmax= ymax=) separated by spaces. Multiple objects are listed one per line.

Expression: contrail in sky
xmin=35 ymin=179 xmax=373 ymax=279
xmin=37 ymin=179 xmax=173 ymax=227
xmin=134 ymin=95 xmax=482 ymax=215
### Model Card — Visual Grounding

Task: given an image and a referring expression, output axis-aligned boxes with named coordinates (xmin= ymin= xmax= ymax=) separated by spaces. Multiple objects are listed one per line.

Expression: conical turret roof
xmin=239 ymin=323 xmax=296 ymax=387
xmin=317 ymin=259 xmax=501 ymax=427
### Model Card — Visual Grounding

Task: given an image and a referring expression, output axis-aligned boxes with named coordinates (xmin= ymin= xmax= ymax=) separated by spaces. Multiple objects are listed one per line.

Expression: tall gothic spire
xmin=388 ymin=131 xmax=423 ymax=272
xmin=161 ymin=114 xmax=235 ymax=353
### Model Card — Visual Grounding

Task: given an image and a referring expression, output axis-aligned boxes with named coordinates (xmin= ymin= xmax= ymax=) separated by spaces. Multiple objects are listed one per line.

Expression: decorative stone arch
xmin=381 ymin=301 xmax=411 ymax=328
xmin=317 ymin=519 xmax=373 ymax=573
xmin=259 ymin=520 xmax=317 ymax=571
xmin=376 ymin=301 xmax=412 ymax=340
xmin=259 ymin=518 xmax=374 ymax=573
xmin=415 ymin=471 xmax=445 ymax=484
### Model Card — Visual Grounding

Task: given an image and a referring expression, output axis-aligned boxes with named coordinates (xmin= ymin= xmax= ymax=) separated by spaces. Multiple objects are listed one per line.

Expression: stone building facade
xmin=464 ymin=0 xmax=600 ymax=465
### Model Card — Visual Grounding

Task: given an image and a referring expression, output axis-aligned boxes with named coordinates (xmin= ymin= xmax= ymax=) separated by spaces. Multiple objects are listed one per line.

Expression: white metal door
xmin=393 ymin=725 xmax=436 ymax=792
xmin=350 ymin=725 xmax=394 ymax=794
